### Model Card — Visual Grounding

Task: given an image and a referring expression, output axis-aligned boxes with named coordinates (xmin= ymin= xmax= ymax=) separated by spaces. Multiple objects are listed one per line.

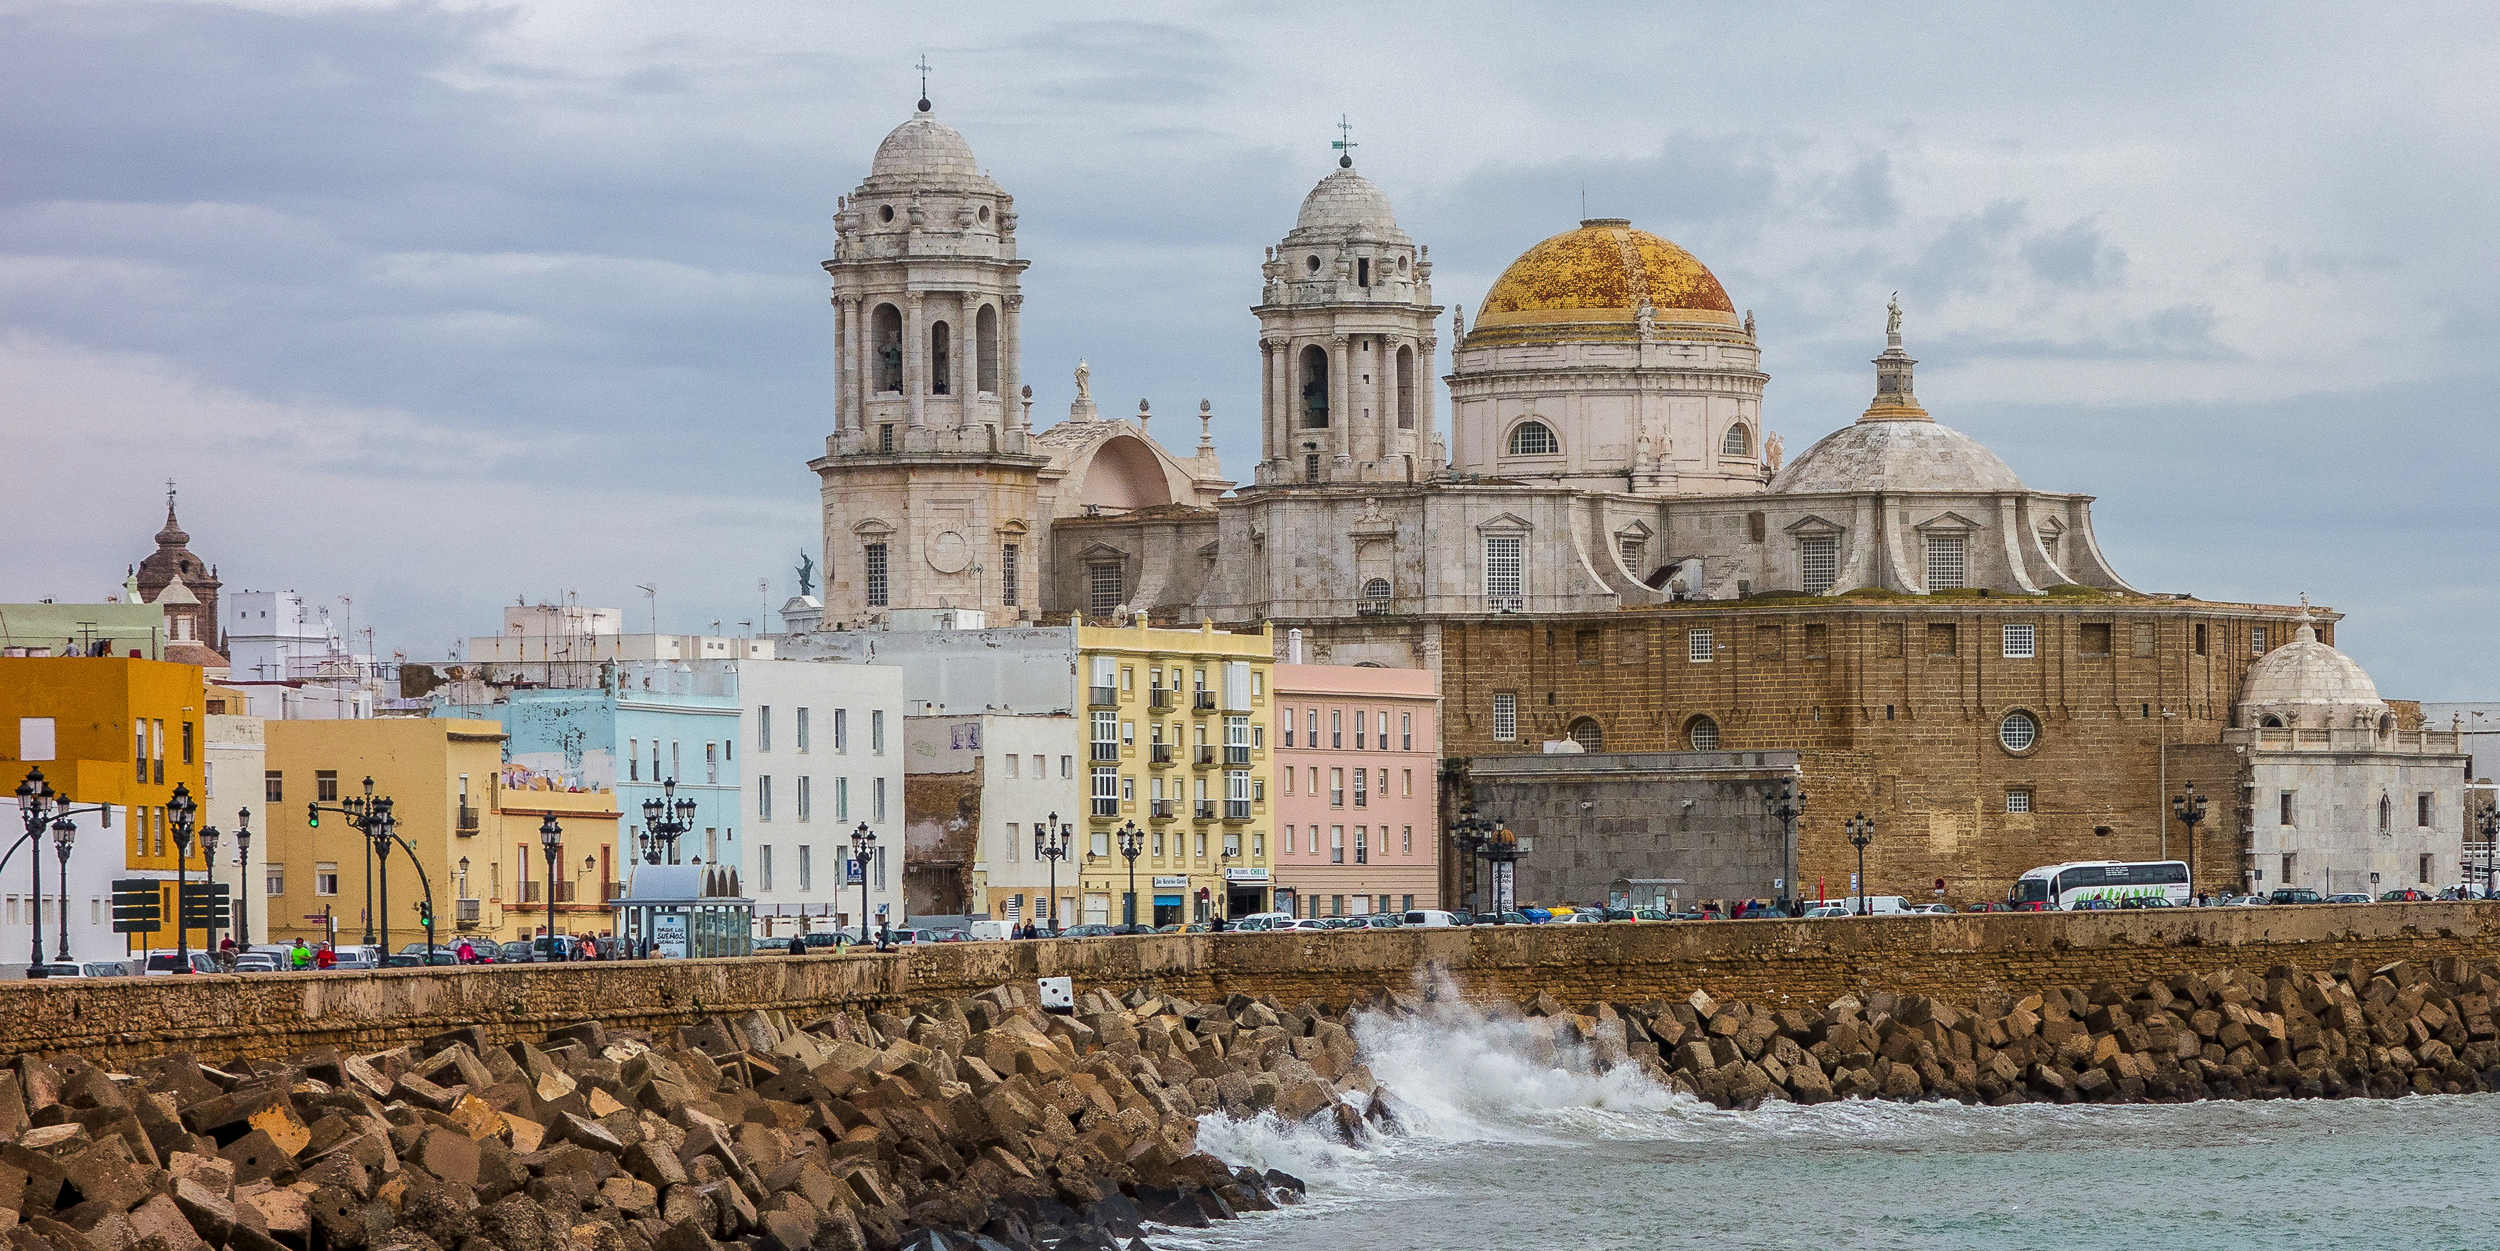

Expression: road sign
xmin=110 ymin=879 xmax=162 ymax=935
xmin=178 ymin=882 xmax=231 ymax=929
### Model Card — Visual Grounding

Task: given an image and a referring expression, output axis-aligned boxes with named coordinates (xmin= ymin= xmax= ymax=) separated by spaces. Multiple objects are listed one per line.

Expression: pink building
xmin=1271 ymin=663 xmax=1438 ymax=918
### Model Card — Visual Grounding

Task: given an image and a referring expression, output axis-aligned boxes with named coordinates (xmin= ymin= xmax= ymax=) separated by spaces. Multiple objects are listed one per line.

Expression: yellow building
xmin=1073 ymin=617 xmax=1276 ymax=925
xmin=262 ymin=719 xmax=618 ymax=953
xmin=1 ymin=656 xmax=212 ymax=962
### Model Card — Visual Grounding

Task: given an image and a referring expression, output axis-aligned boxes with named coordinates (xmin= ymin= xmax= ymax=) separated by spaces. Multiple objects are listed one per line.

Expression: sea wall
xmin=6 ymin=904 xmax=2495 ymax=1067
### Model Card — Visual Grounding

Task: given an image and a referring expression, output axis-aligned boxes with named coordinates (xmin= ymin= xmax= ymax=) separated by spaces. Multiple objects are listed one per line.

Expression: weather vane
xmin=1333 ymin=114 xmax=1358 ymax=167
xmin=916 ymin=55 xmax=932 ymax=111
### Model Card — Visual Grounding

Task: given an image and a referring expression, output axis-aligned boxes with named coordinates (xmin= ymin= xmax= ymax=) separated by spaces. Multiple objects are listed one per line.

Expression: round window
xmin=1306 ymin=254 xmax=1322 ymax=273
xmin=878 ymin=204 xmax=895 ymax=223
xmin=1686 ymin=716 xmax=1720 ymax=751
xmin=978 ymin=205 xmax=991 ymax=223
xmin=1998 ymin=711 xmax=2040 ymax=753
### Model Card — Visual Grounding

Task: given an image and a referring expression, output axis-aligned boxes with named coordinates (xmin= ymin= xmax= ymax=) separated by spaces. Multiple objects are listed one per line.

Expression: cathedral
xmin=808 ymin=102 xmax=2463 ymax=906
xmin=811 ymin=102 xmax=2132 ymax=661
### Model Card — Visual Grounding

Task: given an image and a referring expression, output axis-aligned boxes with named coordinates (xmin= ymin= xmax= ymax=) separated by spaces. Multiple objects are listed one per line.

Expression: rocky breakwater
xmin=1492 ymin=954 xmax=2500 ymax=1107
xmin=0 ymin=981 xmax=1396 ymax=1251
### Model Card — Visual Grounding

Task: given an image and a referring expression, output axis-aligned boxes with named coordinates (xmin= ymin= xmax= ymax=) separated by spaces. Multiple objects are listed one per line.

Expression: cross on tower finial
xmin=1332 ymin=114 xmax=1357 ymax=168
xmin=915 ymin=56 xmax=932 ymax=112
xmin=165 ymin=478 xmax=177 ymax=517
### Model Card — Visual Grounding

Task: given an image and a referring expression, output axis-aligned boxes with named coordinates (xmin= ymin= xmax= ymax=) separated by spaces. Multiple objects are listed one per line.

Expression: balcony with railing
xmin=1149 ymin=688 xmax=1174 ymax=711
xmin=1151 ymin=743 xmax=1175 ymax=766
xmin=455 ymin=804 xmax=480 ymax=835
xmin=1151 ymin=799 xmax=1177 ymax=820
xmin=1194 ymin=801 xmax=1217 ymax=821
xmin=1089 ymin=685 xmax=1119 ymax=707
xmin=1193 ymin=691 xmax=1217 ymax=712
xmin=1224 ymin=800 xmax=1252 ymax=822
xmin=1195 ymin=746 xmax=1217 ymax=767
xmin=456 ymin=898 xmax=482 ymax=923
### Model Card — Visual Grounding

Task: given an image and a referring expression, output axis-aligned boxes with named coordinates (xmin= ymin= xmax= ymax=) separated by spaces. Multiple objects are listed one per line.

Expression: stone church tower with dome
xmin=805 ymin=103 xmax=2462 ymax=908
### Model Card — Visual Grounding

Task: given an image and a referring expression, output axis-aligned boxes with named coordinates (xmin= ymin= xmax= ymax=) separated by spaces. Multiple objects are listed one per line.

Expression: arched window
xmin=1721 ymin=424 xmax=1752 ymax=457
xmin=871 ymin=304 xmax=903 ymax=392
xmin=1998 ymin=711 xmax=2040 ymax=753
xmin=1569 ymin=717 xmax=1604 ymax=752
xmin=1685 ymin=716 xmax=1719 ymax=751
xmin=1507 ymin=421 xmax=1558 ymax=456
xmin=975 ymin=304 xmax=1000 ymax=395
xmin=2260 ymin=714 xmax=2285 ymax=729
xmin=929 ymin=321 xmax=952 ymax=395
xmin=1395 ymin=345 xmax=1416 ymax=430
xmin=1358 ymin=579 xmax=1391 ymax=616
xmin=1299 ymin=345 xmax=1330 ymax=428
xmin=2378 ymin=794 xmax=2392 ymax=832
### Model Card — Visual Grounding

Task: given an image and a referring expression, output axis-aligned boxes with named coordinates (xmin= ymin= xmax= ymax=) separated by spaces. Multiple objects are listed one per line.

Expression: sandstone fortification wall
xmin=8 ymin=905 xmax=2494 ymax=1067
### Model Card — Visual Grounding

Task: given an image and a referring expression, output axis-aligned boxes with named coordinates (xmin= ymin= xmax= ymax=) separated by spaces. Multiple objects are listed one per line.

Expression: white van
xmin=1403 ymin=910 xmax=1462 ymax=928
xmin=1231 ymin=912 xmax=1293 ymax=932
xmin=1849 ymin=895 xmax=1911 ymax=916
xmin=962 ymin=920 xmax=1010 ymax=941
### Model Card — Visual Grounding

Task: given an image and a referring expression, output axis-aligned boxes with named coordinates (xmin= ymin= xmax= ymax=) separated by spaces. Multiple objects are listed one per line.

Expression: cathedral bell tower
xmin=808 ymin=96 xmax=1049 ymax=627
xmin=1253 ymin=146 xmax=1442 ymax=486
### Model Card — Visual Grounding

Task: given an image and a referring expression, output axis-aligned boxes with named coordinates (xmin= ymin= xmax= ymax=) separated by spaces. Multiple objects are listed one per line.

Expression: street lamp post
xmin=539 ymin=814 xmax=563 ymax=958
xmin=51 ymin=815 xmax=75 ymax=966
xmin=1764 ymin=777 xmax=1805 ymax=916
xmin=309 ymin=777 xmax=396 ymax=954
xmin=1035 ymin=813 xmax=1069 ymax=936
xmin=848 ymin=821 xmax=878 ymax=949
xmin=231 ymin=808 xmax=253 ymax=946
xmin=168 ymin=783 xmax=197 ymax=973
xmin=2477 ymin=805 xmax=2498 ymax=898
xmin=1846 ymin=812 xmax=1876 ymax=917
xmin=639 ymin=778 xmax=697 ymax=865
xmin=1116 ymin=821 xmax=1143 ymax=929
xmin=1451 ymin=803 xmax=1488 ymax=917
xmin=1479 ymin=820 xmax=1520 ymax=916
xmin=199 ymin=820 xmax=222 ymax=960
xmin=2172 ymin=782 xmax=2207 ymax=900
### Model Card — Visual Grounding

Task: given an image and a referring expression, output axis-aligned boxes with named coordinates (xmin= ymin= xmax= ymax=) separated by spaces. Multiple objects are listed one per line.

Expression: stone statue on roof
xmin=796 ymin=551 xmax=816 ymax=598
xmin=1074 ymin=359 xmax=1091 ymax=402
xmin=1886 ymin=292 xmax=1902 ymax=338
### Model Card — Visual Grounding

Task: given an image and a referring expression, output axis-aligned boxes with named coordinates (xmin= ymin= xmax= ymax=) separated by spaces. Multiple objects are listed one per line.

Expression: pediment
xmin=851 ymin=518 xmax=896 ymax=537
xmin=1782 ymin=514 xmax=1844 ymax=537
xmin=1475 ymin=512 xmax=1532 ymax=534
xmin=1077 ymin=541 xmax=1130 ymax=561
xmin=1913 ymin=510 xmax=1981 ymax=533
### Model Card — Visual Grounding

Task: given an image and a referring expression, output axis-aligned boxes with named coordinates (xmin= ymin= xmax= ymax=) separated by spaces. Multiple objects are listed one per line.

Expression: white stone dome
xmin=2239 ymin=619 xmax=2386 ymax=729
xmin=1295 ymin=166 xmax=1400 ymax=234
xmin=871 ymin=109 xmax=981 ymax=179
xmin=1771 ymin=420 xmax=2024 ymax=494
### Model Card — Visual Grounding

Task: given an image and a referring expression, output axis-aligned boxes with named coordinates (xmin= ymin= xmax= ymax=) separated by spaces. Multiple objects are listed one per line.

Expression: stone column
xmin=1259 ymin=339 xmax=1281 ymax=474
xmin=1330 ymin=334 xmax=1352 ymax=475
xmin=854 ymin=297 xmax=873 ymax=430
xmin=954 ymin=291 xmax=973 ymax=423
xmin=830 ymin=296 xmax=848 ymax=433
xmin=1420 ymin=334 xmax=1439 ymax=459
xmin=1001 ymin=292 xmax=1022 ymax=427
xmin=905 ymin=292 xmax=926 ymax=429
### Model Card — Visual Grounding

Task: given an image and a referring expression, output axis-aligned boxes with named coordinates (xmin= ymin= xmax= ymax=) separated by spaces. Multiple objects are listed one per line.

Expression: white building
xmin=902 ymin=712 xmax=1085 ymax=929
xmin=736 ymin=658 xmax=908 ymax=941
xmin=201 ymin=711 xmax=270 ymax=950
xmin=2226 ymin=617 xmax=2470 ymax=897
xmin=223 ymin=590 xmax=382 ymax=719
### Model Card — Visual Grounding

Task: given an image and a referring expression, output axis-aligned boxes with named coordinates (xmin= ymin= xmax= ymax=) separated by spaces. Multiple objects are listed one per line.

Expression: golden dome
xmin=1471 ymin=219 xmax=1740 ymax=342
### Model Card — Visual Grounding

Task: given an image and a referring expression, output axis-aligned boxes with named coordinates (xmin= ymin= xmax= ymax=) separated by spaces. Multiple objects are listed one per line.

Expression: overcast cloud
xmin=2 ymin=1 xmax=2495 ymax=699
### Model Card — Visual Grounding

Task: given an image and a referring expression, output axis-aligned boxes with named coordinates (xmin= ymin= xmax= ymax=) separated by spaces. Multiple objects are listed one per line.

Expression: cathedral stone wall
xmin=1439 ymin=598 xmax=2315 ymax=904
xmin=1460 ymin=750 xmax=1800 ymax=911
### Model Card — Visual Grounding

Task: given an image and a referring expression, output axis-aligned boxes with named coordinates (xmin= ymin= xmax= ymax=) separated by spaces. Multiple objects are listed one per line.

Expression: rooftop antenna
xmin=1332 ymin=114 xmax=1357 ymax=168
xmin=635 ymin=583 xmax=657 ymax=636
xmin=1581 ymin=181 xmax=1587 ymax=218
xmin=915 ymin=55 xmax=932 ymax=112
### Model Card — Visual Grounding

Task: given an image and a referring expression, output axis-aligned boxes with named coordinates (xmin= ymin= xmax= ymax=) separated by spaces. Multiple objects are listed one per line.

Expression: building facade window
xmin=1001 ymin=543 xmax=1020 ymax=606
xmin=2006 ymin=787 xmax=2033 ymax=814
xmin=265 ymin=771 xmax=283 ymax=802
xmin=266 ymin=864 xmax=284 ymax=895
xmin=315 ymin=863 xmax=338 ymax=896
xmin=1568 ymin=717 xmax=1604 ymax=752
xmin=758 ymin=776 xmax=773 ymax=821
xmin=758 ymin=845 xmax=774 ymax=892
xmin=1688 ymin=629 xmax=1715 ymax=663
xmin=1721 ymin=423 xmax=1751 ymax=456
xmin=1359 ymin=578 xmax=1391 ymax=615
xmin=2002 ymin=623 xmax=2036 ymax=659
xmin=1686 ymin=716 xmax=1720 ymax=751
xmin=797 ymin=707 xmax=811 ymax=752
xmin=1484 ymin=534 xmax=1524 ymax=609
xmin=1800 ymin=535 xmax=1839 ymax=595
xmin=871 ymin=710 xmax=884 ymax=753
xmin=1926 ymin=533 xmax=1965 ymax=590
xmin=758 ymin=707 xmax=772 ymax=752
xmin=1507 ymin=421 xmax=1558 ymax=456
xmin=2253 ymin=627 xmax=2268 ymax=655
xmin=865 ymin=543 xmax=890 ymax=607
xmin=1492 ymin=692 xmax=1517 ymax=742
xmin=1998 ymin=711 xmax=2040 ymax=753
xmin=1092 ymin=766 xmax=1119 ymax=817
xmin=797 ymin=776 xmax=811 ymax=821
xmin=2280 ymin=791 xmax=2295 ymax=826
xmin=1088 ymin=562 xmax=1124 ymax=616
xmin=2418 ymin=793 xmax=2434 ymax=828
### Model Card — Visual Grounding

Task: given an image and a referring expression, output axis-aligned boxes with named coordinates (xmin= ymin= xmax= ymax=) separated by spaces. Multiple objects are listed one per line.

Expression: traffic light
xmin=306 ymin=802 xmax=319 ymax=828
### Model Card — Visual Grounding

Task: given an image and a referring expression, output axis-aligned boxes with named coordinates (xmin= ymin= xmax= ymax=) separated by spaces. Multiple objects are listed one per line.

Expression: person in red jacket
xmin=313 ymin=942 xmax=336 ymax=970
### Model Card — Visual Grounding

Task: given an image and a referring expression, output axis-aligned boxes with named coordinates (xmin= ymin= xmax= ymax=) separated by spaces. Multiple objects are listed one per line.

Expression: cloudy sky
xmin=3 ymin=1 xmax=2495 ymax=698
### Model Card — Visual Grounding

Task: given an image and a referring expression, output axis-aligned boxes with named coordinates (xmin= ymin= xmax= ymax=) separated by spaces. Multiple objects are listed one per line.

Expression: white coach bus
xmin=2009 ymin=860 xmax=2191 ymax=910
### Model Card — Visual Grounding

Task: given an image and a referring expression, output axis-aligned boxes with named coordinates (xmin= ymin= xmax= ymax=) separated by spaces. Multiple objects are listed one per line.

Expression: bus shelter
xmin=613 ymin=864 xmax=754 ymax=959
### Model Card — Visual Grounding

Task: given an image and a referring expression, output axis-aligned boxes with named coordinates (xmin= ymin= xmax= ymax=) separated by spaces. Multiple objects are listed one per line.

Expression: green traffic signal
xmin=306 ymin=801 xmax=318 ymax=828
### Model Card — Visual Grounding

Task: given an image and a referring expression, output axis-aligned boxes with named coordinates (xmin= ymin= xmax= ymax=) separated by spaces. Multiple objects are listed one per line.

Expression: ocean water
xmin=1182 ymin=996 xmax=2500 ymax=1251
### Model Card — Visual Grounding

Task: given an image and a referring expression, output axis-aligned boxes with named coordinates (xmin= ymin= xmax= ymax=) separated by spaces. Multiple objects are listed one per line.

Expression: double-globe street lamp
xmin=848 ymin=821 xmax=879 ymax=949
xmin=1034 ymin=813 xmax=1072 ymax=936
xmin=1764 ymin=777 xmax=1805 ymax=916
xmin=309 ymin=778 xmax=438 ymax=964
xmin=1450 ymin=804 xmax=1496 ymax=916
xmin=639 ymin=778 xmax=697 ymax=865
xmin=1115 ymin=820 xmax=1144 ymax=930
xmin=1846 ymin=813 xmax=1876 ymax=916
xmin=170 ymin=790 xmax=245 ymax=966
xmin=2172 ymin=782 xmax=2208 ymax=900
xmin=12 ymin=767 xmax=105 ymax=977
xmin=2477 ymin=804 xmax=2499 ymax=899
xmin=540 ymin=814 xmax=564 ymax=957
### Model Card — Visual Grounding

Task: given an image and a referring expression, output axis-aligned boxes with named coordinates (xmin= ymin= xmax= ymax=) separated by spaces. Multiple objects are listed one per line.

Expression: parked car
xmin=1269 ymin=918 xmax=1329 ymax=932
xmin=1906 ymin=902 xmax=1959 ymax=914
xmin=1489 ymin=911 xmax=1534 ymax=925
xmin=2327 ymin=893 xmax=2373 ymax=905
xmin=1232 ymin=912 xmax=1293 ymax=931
xmin=1403 ymin=910 xmax=1463 ymax=928
xmin=1629 ymin=907 xmax=1671 ymax=921
xmin=795 ymin=931 xmax=851 ymax=952
xmin=2115 ymin=896 xmax=2176 ymax=909
xmin=1802 ymin=904 xmax=1853 ymax=919
xmin=1552 ymin=911 xmax=1607 ymax=925
xmin=2378 ymin=888 xmax=2432 ymax=902
xmin=1360 ymin=914 xmax=1402 ymax=929
xmin=2268 ymin=888 xmax=2325 ymax=905
xmin=1965 ymin=902 xmax=2018 ymax=913
xmin=2224 ymin=894 xmax=2269 ymax=906
xmin=140 ymin=951 xmax=219 ymax=975
xmin=1059 ymin=924 xmax=1119 ymax=938
xmin=230 ymin=951 xmax=282 ymax=972
xmin=384 ymin=952 xmax=461 ymax=968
